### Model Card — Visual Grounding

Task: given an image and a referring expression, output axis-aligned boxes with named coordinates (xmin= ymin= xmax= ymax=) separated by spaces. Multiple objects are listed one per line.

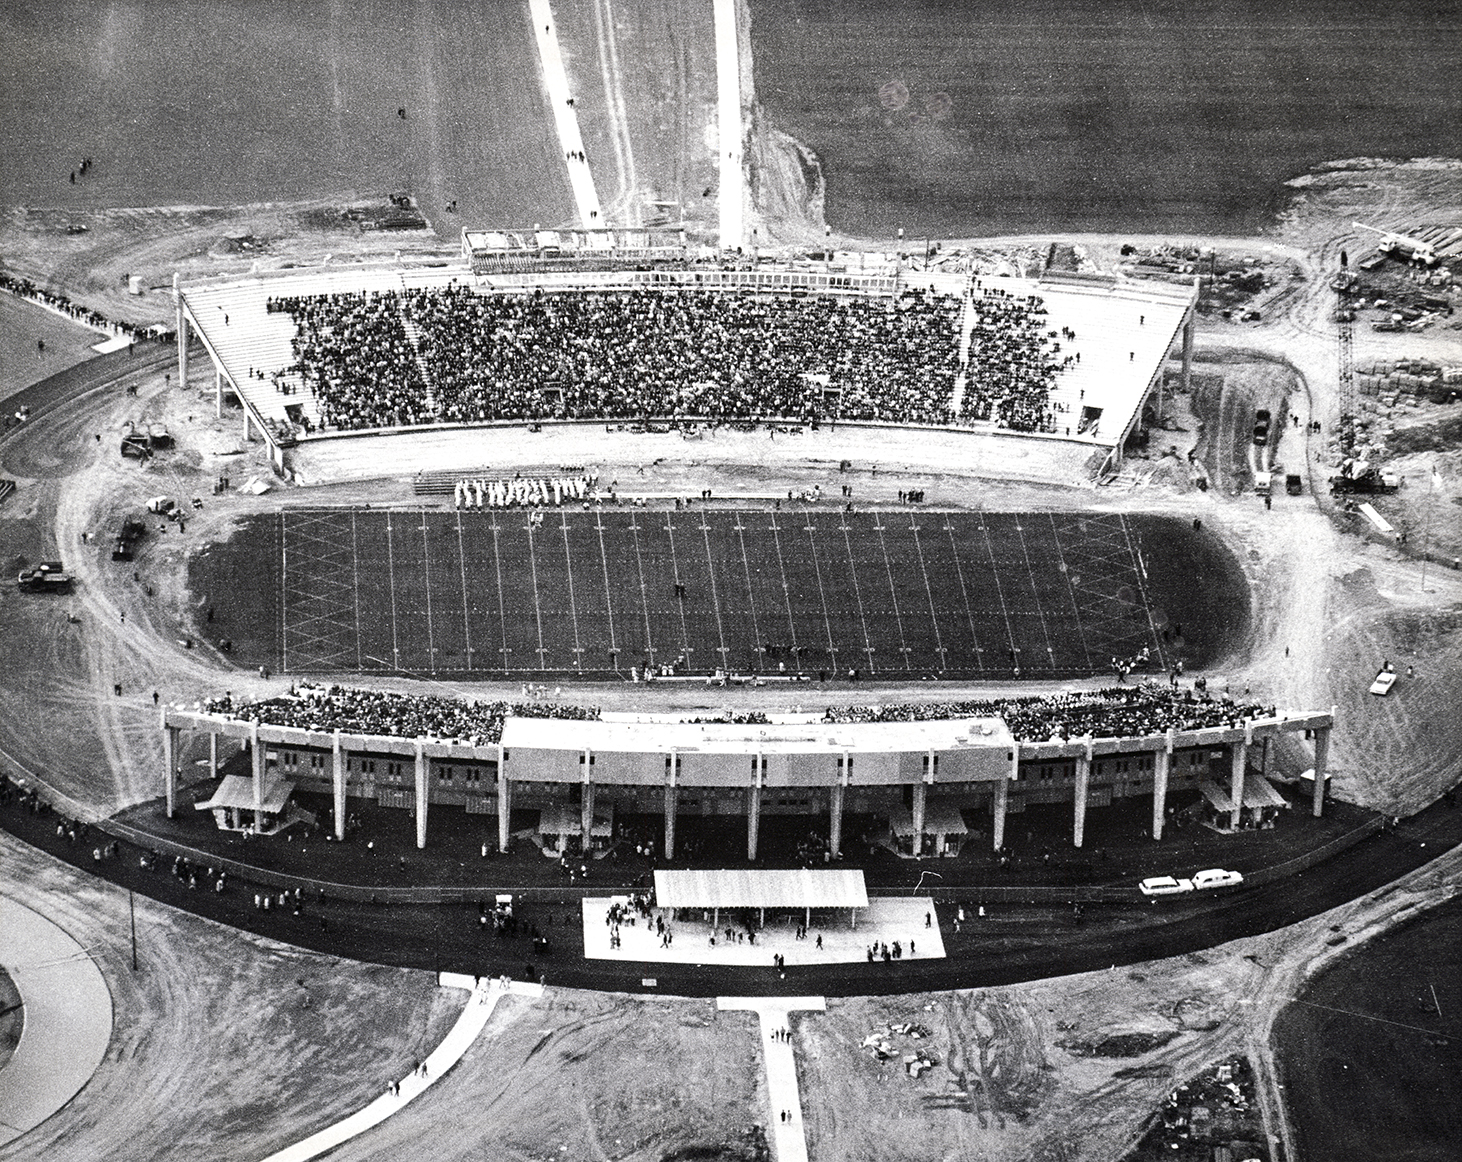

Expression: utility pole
xmin=130 ymin=889 xmax=138 ymax=971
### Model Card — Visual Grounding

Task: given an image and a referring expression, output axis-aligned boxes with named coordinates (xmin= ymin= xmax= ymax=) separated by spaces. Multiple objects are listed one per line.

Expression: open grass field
xmin=196 ymin=508 xmax=1243 ymax=679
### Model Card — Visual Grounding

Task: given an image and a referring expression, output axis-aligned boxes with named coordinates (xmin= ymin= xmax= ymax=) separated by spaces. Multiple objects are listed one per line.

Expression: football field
xmin=267 ymin=508 xmax=1207 ymax=680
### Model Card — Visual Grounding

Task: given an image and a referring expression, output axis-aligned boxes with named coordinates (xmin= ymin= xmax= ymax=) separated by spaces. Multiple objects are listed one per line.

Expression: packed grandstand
xmin=201 ymin=684 xmax=1273 ymax=748
xmin=261 ymin=283 xmax=1081 ymax=434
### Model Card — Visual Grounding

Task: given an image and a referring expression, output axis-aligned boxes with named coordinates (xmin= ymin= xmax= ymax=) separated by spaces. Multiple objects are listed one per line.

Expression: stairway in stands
xmin=397 ymin=299 xmax=437 ymax=418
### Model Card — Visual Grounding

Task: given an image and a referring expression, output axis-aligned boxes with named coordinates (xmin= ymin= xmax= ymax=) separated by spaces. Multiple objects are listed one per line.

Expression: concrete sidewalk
xmin=0 ymin=896 xmax=114 ymax=1149
xmin=259 ymin=973 xmax=543 ymax=1162
xmin=719 ymin=995 xmax=825 ymax=1162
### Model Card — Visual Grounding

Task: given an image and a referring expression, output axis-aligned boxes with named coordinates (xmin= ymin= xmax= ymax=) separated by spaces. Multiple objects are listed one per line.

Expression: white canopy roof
xmin=194 ymin=774 xmax=294 ymax=814
xmin=654 ymin=868 xmax=868 ymax=910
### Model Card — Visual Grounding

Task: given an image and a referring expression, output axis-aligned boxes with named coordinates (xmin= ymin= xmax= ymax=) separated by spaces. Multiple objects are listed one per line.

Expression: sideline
xmin=528 ymin=0 xmax=603 ymax=229
xmin=719 ymin=996 xmax=824 ymax=1162
xmin=258 ymin=973 xmax=543 ymax=1162
xmin=0 ymin=896 xmax=114 ymax=1149
xmin=712 ymin=0 xmax=743 ymax=249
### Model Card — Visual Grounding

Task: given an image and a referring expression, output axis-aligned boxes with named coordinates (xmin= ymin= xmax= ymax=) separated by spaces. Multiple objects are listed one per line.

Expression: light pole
xmin=129 ymin=888 xmax=138 ymax=971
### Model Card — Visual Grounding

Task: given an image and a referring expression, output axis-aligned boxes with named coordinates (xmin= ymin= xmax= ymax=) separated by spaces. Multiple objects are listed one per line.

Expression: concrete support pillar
xmin=911 ymin=781 xmax=927 ymax=856
xmin=663 ymin=755 xmax=678 ymax=860
xmin=414 ymin=740 xmax=429 ymax=850
xmin=496 ymin=755 xmax=511 ymax=853
xmin=829 ymin=780 xmax=845 ymax=858
xmin=1181 ymin=310 xmax=1194 ymax=397
xmin=581 ymin=759 xmax=595 ymax=854
xmin=215 ymin=368 xmax=223 ymax=419
xmin=175 ymin=279 xmax=189 ymax=393
xmin=163 ymin=721 xmax=178 ymax=818
xmin=747 ymin=762 xmax=763 ymax=862
xmin=332 ymin=731 xmax=346 ymax=842
xmin=209 ymin=732 xmax=218 ymax=780
xmin=1312 ymin=725 xmax=1331 ymax=818
xmin=1229 ymin=739 xmax=1248 ymax=831
xmin=249 ymin=722 xmax=264 ymax=825
xmin=992 ymin=775 xmax=1009 ymax=852
xmin=1152 ymin=744 xmax=1171 ymax=841
xmin=1073 ymin=750 xmax=1091 ymax=849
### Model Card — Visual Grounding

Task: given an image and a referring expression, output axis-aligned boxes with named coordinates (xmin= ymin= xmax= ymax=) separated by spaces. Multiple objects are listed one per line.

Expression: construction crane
xmin=1352 ymin=221 xmax=1439 ymax=266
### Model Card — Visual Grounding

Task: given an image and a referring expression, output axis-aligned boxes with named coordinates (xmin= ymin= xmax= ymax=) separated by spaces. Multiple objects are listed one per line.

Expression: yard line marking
xmin=454 ymin=510 xmax=474 ymax=669
xmin=1011 ymin=516 xmax=1057 ymax=670
xmin=489 ymin=513 xmax=512 ymax=671
xmin=419 ymin=510 xmax=437 ymax=673
xmin=767 ymin=511 xmax=801 ymax=661
xmin=871 ymin=517 xmax=912 ymax=671
xmin=1046 ymin=513 xmax=1094 ymax=672
xmin=943 ymin=520 xmax=986 ymax=673
xmin=351 ymin=511 xmax=364 ymax=672
xmin=838 ymin=516 xmax=878 ymax=673
xmin=594 ymin=516 xmax=620 ymax=669
xmin=907 ymin=513 xmax=946 ymax=673
xmin=385 ymin=510 xmax=402 ymax=671
xmin=801 ymin=517 xmax=839 ymax=665
xmin=732 ymin=516 xmax=763 ymax=666
xmin=975 ymin=514 xmax=1021 ymax=673
xmin=1119 ymin=515 xmax=1168 ymax=672
xmin=629 ymin=514 xmax=657 ymax=664
xmin=559 ymin=512 xmax=584 ymax=672
xmin=700 ymin=515 xmax=730 ymax=666
xmin=525 ymin=515 xmax=549 ymax=670
xmin=663 ymin=514 xmax=694 ymax=664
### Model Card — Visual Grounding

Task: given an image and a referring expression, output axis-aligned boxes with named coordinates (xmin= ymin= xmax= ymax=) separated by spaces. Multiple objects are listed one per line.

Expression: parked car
xmin=146 ymin=496 xmax=176 ymax=515
xmin=1191 ymin=868 xmax=1244 ymax=891
xmin=1139 ymin=875 xmax=1195 ymax=897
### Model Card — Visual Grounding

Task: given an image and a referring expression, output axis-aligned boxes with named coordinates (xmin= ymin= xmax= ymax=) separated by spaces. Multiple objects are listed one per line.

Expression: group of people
xmin=204 ymin=682 xmax=1267 ymax=749
xmin=453 ymin=473 xmax=596 ymax=510
xmin=266 ymin=283 xmax=967 ymax=432
xmin=959 ymin=286 xmax=1073 ymax=433
xmin=1 ymin=270 xmax=167 ymax=348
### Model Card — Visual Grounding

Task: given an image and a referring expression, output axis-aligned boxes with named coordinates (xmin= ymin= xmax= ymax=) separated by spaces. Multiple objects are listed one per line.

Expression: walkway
xmin=712 ymin=0 xmax=744 ymax=250
xmin=529 ymin=0 xmax=604 ymax=229
xmin=258 ymin=973 xmax=543 ymax=1162
xmin=718 ymin=996 xmax=824 ymax=1162
xmin=0 ymin=896 xmax=113 ymax=1149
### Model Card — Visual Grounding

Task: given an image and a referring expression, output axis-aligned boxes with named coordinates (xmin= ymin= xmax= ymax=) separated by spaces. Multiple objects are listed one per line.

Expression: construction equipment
xmin=1352 ymin=221 xmax=1439 ymax=266
xmin=17 ymin=561 xmax=73 ymax=593
xmin=1330 ymin=459 xmax=1400 ymax=495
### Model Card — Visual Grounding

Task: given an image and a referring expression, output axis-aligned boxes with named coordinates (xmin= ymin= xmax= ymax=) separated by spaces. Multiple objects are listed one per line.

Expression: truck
xmin=17 ymin=561 xmax=74 ymax=593
xmin=1253 ymin=471 xmax=1272 ymax=497
xmin=1330 ymin=459 xmax=1401 ymax=495
xmin=1285 ymin=473 xmax=1304 ymax=496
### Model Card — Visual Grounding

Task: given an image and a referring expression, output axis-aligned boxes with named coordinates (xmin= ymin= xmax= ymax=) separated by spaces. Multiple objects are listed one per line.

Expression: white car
xmin=1191 ymin=868 xmax=1244 ymax=891
xmin=1139 ymin=875 xmax=1195 ymax=897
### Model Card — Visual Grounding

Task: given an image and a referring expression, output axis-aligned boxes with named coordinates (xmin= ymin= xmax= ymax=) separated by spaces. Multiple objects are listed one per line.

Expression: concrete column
xmin=1312 ymin=725 xmax=1331 ymax=818
xmin=1152 ymin=744 xmax=1171 ymax=841
xmin=414 ymin=740 xmax=429 ymax=849
xmin=747 ymin=758 xmax=763 ymax=862
xmin=1073 ymin=750 xmax=1091 ymax=849
xmin=829 ymin=780 xmax=845 ymax=858
xmin=992 ymin=774 xmax=1009 ymax=852
xmin=1229 ymin=739 xmax=1248 ymax=831
xmin=496 ymin=754 xmax=511 ymax=853
xmin=1181 ymin=311 xmax=1194 ymax=396
xmin=663 ymin=753 xmax=678 ymax=860
xmin=911 ymin=781 xmax=927 ymax=856
xmin=209 ymin=732 xmax=218 ymax=780
xmin=215 ymin=368 xmax=223 ymax=419
xmin=163 ymin=721 xmax=178 ymax=818
xmin=581 ymin=751 xmax=595 ymax=854
xmin=250 ymin=721 xmax=264 ymax=825
xmin=175 ymin=278 xmax=189 ymax=393
xmin=332 ymin=730 xmax=346 ymax=841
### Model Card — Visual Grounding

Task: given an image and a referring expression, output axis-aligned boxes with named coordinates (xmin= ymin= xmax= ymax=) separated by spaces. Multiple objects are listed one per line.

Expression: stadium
xmin=2 ymin=1 xmax=1460 ymax=1159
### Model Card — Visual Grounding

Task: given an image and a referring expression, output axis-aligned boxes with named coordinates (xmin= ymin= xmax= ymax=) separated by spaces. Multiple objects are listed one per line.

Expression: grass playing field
xmin=209 ymin=507 xmax=1240 ymax=681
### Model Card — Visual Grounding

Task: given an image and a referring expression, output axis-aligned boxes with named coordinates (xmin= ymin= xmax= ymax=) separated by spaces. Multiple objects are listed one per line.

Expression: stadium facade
xmin=161 ymin=704 xmax=1333 ymax=857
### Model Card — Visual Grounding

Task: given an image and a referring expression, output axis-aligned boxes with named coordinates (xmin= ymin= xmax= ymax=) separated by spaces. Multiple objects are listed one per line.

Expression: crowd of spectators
xmin=203 ymin=685 xmax=600 ymax=746
xmin=821 ymin=685 xmax=1272 ymax=741
xmin=1 ymin=270 xmax=170 ymax=345
xmin=267 ymin=284 xmax=963 ymax=431
xmin=959 ymin=285 xmax=1073 ymax=433
xmin=203 ymin=684 xmax=1268 ymax=747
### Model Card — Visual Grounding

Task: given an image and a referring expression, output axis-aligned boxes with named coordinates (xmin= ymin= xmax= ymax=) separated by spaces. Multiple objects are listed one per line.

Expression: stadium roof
xmin=500 ymin=715 xmax=1012 ymax=754
xmin=653 ymin=869 xmax=868 ymax=910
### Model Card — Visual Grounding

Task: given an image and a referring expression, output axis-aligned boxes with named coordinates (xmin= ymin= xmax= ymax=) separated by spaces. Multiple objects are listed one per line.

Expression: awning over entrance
xmin=653 ymin=869 xmax=868 ymax=911
xmin=889 ymin=801 xmax=969 ymax=838
xmin=194 ymin=774 xmax=294 ymax=814
xmin=1198 ymin=774 xmax=1288 ymax=813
